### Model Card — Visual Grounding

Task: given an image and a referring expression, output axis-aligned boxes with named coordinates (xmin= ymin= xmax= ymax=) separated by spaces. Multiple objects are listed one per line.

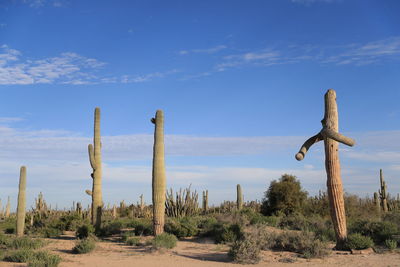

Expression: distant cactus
xmin=202 ymin=190 xmax=208 ymax=213
xmin=5 ymin=196 xmax=10 ymax=218
xmin=112 ymin=205 xmax=117 ymax=219
xmin=151 ymin=110 xmax=166 ymax=235
xmin=237 ymin=184 xmax=243 ymax=210
xmin=76 ymin=202 xmax=82 ymax=216
xmin=87 ymin=107 xmax=103 ymax=231
xmin=16 ymin=166 xmax=27 ymax=237
xmin=166 ymin=186 xmax=199 ymax=217
xmin=379 ymin=169 xmax=388 ymax=212
xmin=373 ymin=192 xmax=380 ymax=213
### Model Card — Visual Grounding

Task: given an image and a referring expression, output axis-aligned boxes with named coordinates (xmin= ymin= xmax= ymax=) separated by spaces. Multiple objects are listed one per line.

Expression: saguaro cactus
xmin=373 ymin=192 xmax=380 ymax=213
xmin=151 ymin=110 xmax=166 ymax=235
xmin=202 ymin=190 xmax=208 ymax=213
xmin=16 ymin=166 xmax=27 ymax=237
xmin=237 ymin=184 xmax=243 ymax=210
xmin=5 ymin=196 xmax=10 ymax=218
xmin=379 ymin=169 xmax=388 ymax=212
xmin=295 ymin=89 xmax=355 ymax=250
xmin=87 ymin=107 xmax=102 ymax=231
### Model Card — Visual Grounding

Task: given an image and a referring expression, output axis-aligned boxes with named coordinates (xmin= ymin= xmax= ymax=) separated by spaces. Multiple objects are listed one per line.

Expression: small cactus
xmin=373 ymin=192 xmax=380 ymax=213
xmin=16 ymin=166 xmax=27 ymax=237
xmin=237 ymin=184 xmax=243 ymax=210
xmin=151 ymin=110 xmax=166 ymax=235
xmin=202 ymin=190 xmax=208 ymax=213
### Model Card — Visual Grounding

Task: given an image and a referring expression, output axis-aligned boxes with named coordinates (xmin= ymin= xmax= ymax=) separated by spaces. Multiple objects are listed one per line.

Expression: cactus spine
xmin=237 ymin=184 xmax=243 ymax=210
xmin=88 ymin=107 xmax=102 ymax=231
xmin=16 ymin=166 xmax=27 ymax=237
xmin=379 ymin=169 xmax=388 ymax=212
xmin=151 ymin=110 xmax=166 ymax=235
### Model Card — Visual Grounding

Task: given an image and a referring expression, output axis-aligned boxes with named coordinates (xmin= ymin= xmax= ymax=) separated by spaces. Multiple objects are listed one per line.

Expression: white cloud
xmin=0 ymin=117 xmax=24 ymax=123
xmin=179 ymin=45 xmax=227 ymax=55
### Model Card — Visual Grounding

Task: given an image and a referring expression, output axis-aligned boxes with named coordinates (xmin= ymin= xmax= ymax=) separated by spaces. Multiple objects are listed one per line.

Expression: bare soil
xmin=1 ymin=232 xmax=399 ymax=267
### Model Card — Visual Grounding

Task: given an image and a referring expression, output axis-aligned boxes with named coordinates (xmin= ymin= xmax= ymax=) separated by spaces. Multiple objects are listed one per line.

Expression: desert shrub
xmin=99 ymin=221 xmax=123 ymax=236
xmin=58 ymin=214 xmax=84 ymax=231
xmin=385 ymin=239 xmax=397 ymax=250
xmin=346 ymin=233 xmax=374 ymax=250
xmin=279 ymin=213 xmax=309 ymax=231
xmin=0 ymin=217 xmax=16 ymax=234
xmin=121 ymin=231 xmax=135 ymax=242
xmin=40 ymin=227 xmax=63 ymax=238
xmin=197 ymin=216 xmax=218 ymax=236
xmin=152 ymin=233 xmax=177 ymax=249
xmin=261 ymin=174 xmax=307 ymax=216
xmin=272 ymin=231 xmax=329 ymax=258
xmin=76 ymin=224 xmax=95 ymax=239
xmin=250 ymin=214 xmax=280 ymax=227
xmin=164 ymin=217 xmax=199 ymax=238
xmin=72 ymin=238 xmax=96 ymax=254
xmin=212 ymin=223 xmax=243 ymax=244
xmin=3 ymin=249 xmax=35 ymax=262
xmin=383 ymin=212 xmax=400 ymax=230
xmin=27 ymin=251 xmax=61 ymax=267
xmin=349 ymin=220 xmax=398 ymax=244
xmin=4 ymin=249 xmax=61 ymax=266
xmin=126 ymin=237 xmax=140 ymax=246
xmin=9 ymin=237 xmax=45 ymax=250
xmin=134 ymin=222 xmax=153 ymax=236
xmin=0 ymin=233 xmax=11 ymax=247
xmin=229 ymin=236 xmax=261 ymax=264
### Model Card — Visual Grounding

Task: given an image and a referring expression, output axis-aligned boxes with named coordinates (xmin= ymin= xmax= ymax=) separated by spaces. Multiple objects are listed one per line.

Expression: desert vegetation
xmin=0 ymin=90 xmax=399 ymax=266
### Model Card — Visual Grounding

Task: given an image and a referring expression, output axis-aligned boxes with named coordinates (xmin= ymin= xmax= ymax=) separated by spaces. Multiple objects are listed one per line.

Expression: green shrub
xmin=229 ymin=235 xmax=261 ymax=264
xmin=0 ymin=233 xmax=11 ymax=247
xmin=164 ymin=217 xmax=199 ymax=238
xmin=134 ymin=222 xmax=153 ymax=236
xmin=152 ymin=233 xmax=177 ymax=249
xmin=126 ymin=237 xmax=140 ymax=246
xmin=76 ymin=224 xmax=95 ymax=239
xmin=5 ymin=227 xmax=15 ymax=234
xmin=197 ymin=216 xmax=218 ymax=236
xmin=10 ymin=237 xmax=45 ymax=250
xmin=99 ymin=221 xmax=124 ymax=236
xmin=250 ymin=215 xmax=280 ymax=227
xmin=121 ymin=231 xmax=135 ymax=242
xmin=4 ymin=249 xmax=35 ymax=262
xmin=40 ymin=227 xmax=63 ymax=238
xmin=385 ymin=239 xmax=397 ymax=250
xmin=27 ymin=251 xmax=61 ymax=267
xmin=279 ymin=213 xmax=309 ymax=231
xmin=212 ymin=223 xmax=243 ymax=244
xmin=349 ymin=220 xmax=398 ymax=244
xmin=346 ymin=233 xmax=374 ymax=250
xmin=261 ymin=174 xmax=308 ymax=216
xmin=272 ymin=231 xmax=329 ymax=258
xmin=72 ymin=238 xmax=96 ymax=254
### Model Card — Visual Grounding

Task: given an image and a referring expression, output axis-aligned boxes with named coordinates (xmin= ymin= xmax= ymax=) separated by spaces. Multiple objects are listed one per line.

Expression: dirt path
xmin=1 ymin=233 xmax=400 ymax=267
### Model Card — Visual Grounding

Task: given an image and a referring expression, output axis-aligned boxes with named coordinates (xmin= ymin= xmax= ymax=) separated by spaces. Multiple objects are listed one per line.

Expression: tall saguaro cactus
xmin=202 ymin=190 xmax=208 ymax=213
xmin=151 ymin=110 xmax=166 ymax=236
xmin=379 ymin=169 xmax=388 ymax=212
xmin=295 ymin=89 xmax=355 ymax=249
xmin=88 ymin=107 xmax=102 ymax=231
xmin=237 ymin=184 xmax=243 ymax=210
xmin=16 ymin=166 xmax=27 ymax=237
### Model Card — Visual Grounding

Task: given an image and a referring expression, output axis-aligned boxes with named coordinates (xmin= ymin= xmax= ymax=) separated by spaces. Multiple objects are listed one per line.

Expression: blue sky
xmin=0 ymin=0 xmax=400 ymax=210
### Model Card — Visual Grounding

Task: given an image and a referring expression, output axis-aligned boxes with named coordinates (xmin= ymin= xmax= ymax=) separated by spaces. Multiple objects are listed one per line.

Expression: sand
xmin=1 ymin=232 xmax=399 ymax=267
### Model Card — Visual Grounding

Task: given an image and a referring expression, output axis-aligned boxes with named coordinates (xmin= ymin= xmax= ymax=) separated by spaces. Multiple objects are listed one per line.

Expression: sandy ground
xmin=1 ymin=232 xmax=400 ymax=267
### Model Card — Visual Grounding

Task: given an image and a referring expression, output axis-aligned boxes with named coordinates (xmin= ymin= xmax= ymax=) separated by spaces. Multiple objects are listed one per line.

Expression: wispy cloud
xmin=20 ymin=0 xmax=65 ymax=8
xmin=179 ymin=45 xmax=227 ymax=55
xmin=323 ymin=37 xmax=400 ymax=65
xmin=0 ymin=45 xmax=179 ymax=85
xmin=0 ymin=117 xmax=24 ymax=123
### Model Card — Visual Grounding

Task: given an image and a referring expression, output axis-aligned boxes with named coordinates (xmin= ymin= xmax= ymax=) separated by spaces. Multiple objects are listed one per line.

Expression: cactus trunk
xmin=5 ymin=196 xmax=10 ymax=218
xmin=237 ymin=184 xmax=243 ymax=210
xmin=16 ymin=166 xmax=27 ymax=237
xmin=88 ymin=107 xmax=102 ymax=231
xmin=323 ymin=90 xmax=347 ymax=249
xmin=379 ymin=169 xmax=388 ymax=212
xmin=202 ymin=190 xmax=208 ymax=213
xmin=151 ymin=110 xmax=166 ymax=235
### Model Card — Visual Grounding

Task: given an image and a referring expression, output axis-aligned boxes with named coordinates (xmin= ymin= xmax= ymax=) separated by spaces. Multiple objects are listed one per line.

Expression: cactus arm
xmin=320 ymin=128 xmax=355 ymax=146
xmin=85 ymin=190 xmax=93 ymax=196
xmin=88 ymin=144 xmax=97 ymax=170
xmin=295 ymin=133 xmax=323 ymax=161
